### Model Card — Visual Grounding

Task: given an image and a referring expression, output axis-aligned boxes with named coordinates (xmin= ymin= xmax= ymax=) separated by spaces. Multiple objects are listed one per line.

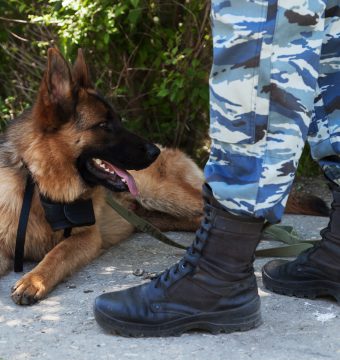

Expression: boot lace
xmin=153 ymin=203 xmax=213 ymax=288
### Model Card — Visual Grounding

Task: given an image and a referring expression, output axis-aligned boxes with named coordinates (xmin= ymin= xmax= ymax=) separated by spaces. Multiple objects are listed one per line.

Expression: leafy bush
xmin=0 ymin=0 xmax=211 ymax=165
xmin=0 ymin=0 xmax=320 ymax=174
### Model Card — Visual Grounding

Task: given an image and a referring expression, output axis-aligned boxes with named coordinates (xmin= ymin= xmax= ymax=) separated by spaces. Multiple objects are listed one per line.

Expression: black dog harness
xmin=14 ymin=173 xmax=96 ymax=272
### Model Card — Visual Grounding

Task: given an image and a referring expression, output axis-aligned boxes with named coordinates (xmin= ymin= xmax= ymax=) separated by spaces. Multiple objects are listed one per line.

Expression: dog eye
xmin=97 ymin=122 xmax=109 ymax=129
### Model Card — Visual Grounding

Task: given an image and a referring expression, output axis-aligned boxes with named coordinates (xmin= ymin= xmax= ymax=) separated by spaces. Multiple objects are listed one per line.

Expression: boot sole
xmin=94 ymin=297 xmax=262 ymax=337
xmin=262 ymin=268 xmax=340 ymax=303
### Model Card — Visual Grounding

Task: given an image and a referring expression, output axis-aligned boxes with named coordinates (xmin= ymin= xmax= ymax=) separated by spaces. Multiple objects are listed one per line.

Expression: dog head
xmin=31 ymin=48 xmax=160 ymax=197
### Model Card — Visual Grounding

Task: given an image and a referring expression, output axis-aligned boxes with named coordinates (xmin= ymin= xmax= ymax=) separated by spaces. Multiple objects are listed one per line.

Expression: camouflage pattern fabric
xmin=204 ymin=0 xmax=340 ymax=223
xmin=309 ymin=3 xmax=340 ymax=186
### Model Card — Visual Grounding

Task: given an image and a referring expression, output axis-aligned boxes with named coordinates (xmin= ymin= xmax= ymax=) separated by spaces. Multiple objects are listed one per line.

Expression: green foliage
xmin=0 ymin=0 xmax=52 ymax=130
xmin=0 ymin=0 xmax=318 ymax=174
xmin=0 ymin=0 xmax=211 ymax=163
xmin=296 ymin=143 xmax=321 ymax=177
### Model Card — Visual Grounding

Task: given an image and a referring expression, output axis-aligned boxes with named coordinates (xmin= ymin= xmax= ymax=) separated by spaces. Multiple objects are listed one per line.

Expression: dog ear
xmin=72 ymin=48 xmax=92 ymax=88
xmin=46 ymin=48 xmax=73 ymax=104
xmin=33 ymin=48 xmax=75 ymax=131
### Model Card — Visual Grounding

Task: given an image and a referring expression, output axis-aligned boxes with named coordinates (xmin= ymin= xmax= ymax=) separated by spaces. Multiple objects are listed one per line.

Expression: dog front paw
xmin=11 ymin=273 xmax=47 ymax=305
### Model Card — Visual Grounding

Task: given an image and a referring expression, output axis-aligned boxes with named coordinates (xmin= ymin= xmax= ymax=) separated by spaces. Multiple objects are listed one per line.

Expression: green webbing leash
xmin=106 ymin=196 xmax=186 ymax=250
xmin=257 ymin=225 xmax=320 ymax=257
xmin=106 ymin=196 xmax=320 ymax=257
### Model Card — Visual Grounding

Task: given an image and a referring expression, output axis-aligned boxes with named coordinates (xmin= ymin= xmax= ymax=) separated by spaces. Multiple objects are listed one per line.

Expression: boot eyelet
xmin=153 ymin=304 xmax=161 ymax=310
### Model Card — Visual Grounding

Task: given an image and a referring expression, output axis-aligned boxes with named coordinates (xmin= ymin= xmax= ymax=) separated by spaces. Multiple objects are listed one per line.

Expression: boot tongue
xmin=102 ymin=160 xmax=139 ymax=197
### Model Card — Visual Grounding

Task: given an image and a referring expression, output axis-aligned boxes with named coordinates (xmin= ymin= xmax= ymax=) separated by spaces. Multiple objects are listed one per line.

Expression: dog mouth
xmin=85 ymin=158 xmax=138 ymax=196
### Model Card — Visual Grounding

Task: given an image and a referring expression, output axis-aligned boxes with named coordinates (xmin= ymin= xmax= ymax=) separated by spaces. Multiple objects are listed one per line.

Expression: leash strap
xmin=14 ymin=174 xmax=35 ymax=272
xmin=259 ymin=225 xmax=320 ymax=257
xmin=106 ymin=195 xmax=186 ymax=250
xmin=255 ymin=242 xmax=316 ymax=257
xmin=106 ymin=197 xmax=320 ymax=257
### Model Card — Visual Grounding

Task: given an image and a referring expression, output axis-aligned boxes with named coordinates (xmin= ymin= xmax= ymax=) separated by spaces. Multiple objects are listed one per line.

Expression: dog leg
xmin=0 ymin=251 xmax=12 ymax=277
xmin=11 ymin=227 xmax=102 ymax=305
xmin=133 ymin=208 xmax=202 ymax=232
xmin=99 ymin=202 xmax=135 ymax=249
xmin=130 ymin=148 xmax=204 ymax=219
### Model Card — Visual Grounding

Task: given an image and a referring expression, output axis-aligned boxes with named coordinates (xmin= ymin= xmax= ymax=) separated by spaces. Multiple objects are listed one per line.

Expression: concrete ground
xmin=0 ymin=214 xmax=339 ymax=360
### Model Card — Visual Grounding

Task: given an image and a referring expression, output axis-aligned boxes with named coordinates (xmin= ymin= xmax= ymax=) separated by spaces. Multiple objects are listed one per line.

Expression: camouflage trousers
xmin=204 ymin=0 xmax=340 ymax=223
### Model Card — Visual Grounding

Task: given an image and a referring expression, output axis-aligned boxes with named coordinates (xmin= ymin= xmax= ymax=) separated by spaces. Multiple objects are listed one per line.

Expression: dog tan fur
xmin=0 ymin=49 xmax=203 ymax=305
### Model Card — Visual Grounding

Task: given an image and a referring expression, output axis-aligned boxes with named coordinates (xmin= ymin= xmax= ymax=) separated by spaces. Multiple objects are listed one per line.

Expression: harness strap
xmin=63 ymin=228 xmax=72 ymax=238
xmin=14 ymin=174 xmax=35 ymax=273
xmin=40 ymin=196 xmax=95 ymax=232
xmin=14 ymin=173 xmax=95 ymax=272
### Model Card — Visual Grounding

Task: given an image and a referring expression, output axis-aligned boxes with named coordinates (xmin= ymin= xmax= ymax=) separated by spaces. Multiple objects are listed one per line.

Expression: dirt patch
xmin=293 ymin=175 xmax=333 ymax=206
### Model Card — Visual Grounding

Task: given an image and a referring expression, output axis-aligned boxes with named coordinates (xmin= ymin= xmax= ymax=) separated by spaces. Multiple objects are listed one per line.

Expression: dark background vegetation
xmin=0 ymin=0 xmax=319 ymax=174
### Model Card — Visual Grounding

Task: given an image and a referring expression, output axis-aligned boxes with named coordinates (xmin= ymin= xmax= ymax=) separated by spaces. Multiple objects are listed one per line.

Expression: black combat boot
xmin=94 ymin=184 xmax=265 ymax=337
xmin=263 ymin=188 xmax=340 ymax=303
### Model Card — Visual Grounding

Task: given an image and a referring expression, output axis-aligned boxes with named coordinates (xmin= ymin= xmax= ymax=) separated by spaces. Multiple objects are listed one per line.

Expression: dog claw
xmin=11 ymin=292 xmax=19 ymax=303
xmin=11 ymin=289 xmax=39 ymax=306
xmin=11 ymin=273 xmax=45 ymax=306
xmin=22 ymin=294 xmax=38 ymax=306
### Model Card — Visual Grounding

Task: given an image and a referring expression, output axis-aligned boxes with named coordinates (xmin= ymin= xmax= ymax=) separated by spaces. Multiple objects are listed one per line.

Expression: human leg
xmin=263 ymin=3 xmax=340 ymax=302
xmin=94 ymin=0 xmax=328 ymax=336
xmin=205 ymin=0 xmax=327 ymax=223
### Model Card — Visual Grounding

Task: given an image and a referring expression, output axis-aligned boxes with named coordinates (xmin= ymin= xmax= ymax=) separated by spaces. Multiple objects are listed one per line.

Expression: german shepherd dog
xmin=0 ymin=48 xmax=328 ymax=306
xmin=0 ymin=48 xmax=205 ymax=305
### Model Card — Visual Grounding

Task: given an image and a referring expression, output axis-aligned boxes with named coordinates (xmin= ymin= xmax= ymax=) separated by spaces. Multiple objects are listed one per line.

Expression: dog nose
xmin=145 ymin=143 xmax=160 ymax=161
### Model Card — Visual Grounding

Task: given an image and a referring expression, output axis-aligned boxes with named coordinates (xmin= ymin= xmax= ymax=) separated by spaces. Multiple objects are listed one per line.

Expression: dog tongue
xmin=102 ymin=161 xmax=139 ymax=196
xmin=114 ymin=167 xmax=139 ymax=197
